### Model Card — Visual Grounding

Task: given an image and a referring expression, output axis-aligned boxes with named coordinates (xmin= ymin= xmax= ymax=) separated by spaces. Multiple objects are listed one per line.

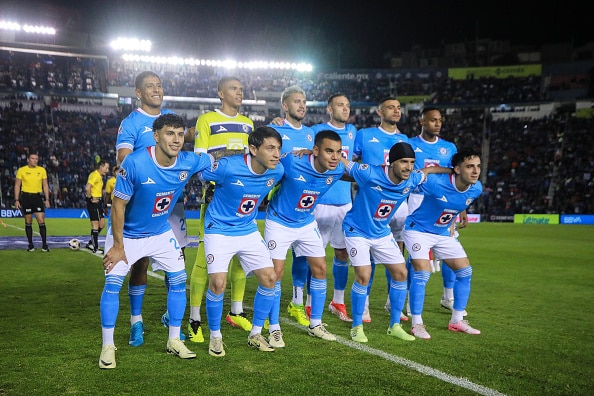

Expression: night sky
xmin=5 ymin=0 xmax=594 ymax=69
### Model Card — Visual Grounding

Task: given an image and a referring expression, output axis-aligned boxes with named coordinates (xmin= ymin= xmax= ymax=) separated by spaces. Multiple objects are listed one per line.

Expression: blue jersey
xmin=310 ymin=122 xmax=357 ymax=205
xmin=405 ymin=173 xmax=482 ymax=236
xmin=408 ymin=135 xmax=457 ymax=169
xmin=269 ymin=120 xmax=314 ymax=153
xmin=113 ymin=147 xmax=213 ymax=238
xmin=343 ymin=162 xmax=426 ymax=239
xmin=116 ymin=107 xmax=175 ymax=153
xmin=353 ymin=126 xmax=409 ymax=165
xmin=200 ymin=154 xmax=284 ymax=236
xmin=267 ymin=153 xmax=344 ymax=228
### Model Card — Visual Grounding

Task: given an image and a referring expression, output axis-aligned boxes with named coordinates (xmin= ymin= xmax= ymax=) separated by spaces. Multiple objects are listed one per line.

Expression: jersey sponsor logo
xmin=424 ymin=159 xmax=440 ymax=167
xmin=142 ymin=126 xmax=152 ymax=134
xmin=215 ymin=125 xmax=228 ymax=133
xmin=341 ymin=147 xmax=350 ymax=159
xmin=238 ymin=197 xmax=258 ymax=215
xmin=372 ymin=185 xmax=383 ymax=192
xmin=298 ymin=194 xmax=317 ymax=209
xmin=436 ymin=210 xmax=456 ymax=226
xmin=282 ymin=134 xmax=291 ymax=140
xmin=368 ymin=137 xmax=380 ymax=142
xmin=142 ymin=177 xmax=156 ymax=184
xmin=325 ymin=176 xmax=334 ymax=185
xmin=374 ymin=203 xmax=394 ymax=219
xmin=231 ymin=179 xmax=244 ymax=186
xmin=294 ymin=175 xmax=307 ymax=182
xmin=153 ymin=194 xmax=173 ymax=216
xmin=179 ymin=171 xmax=188 ymax=182
xmin=438 ymin=196 xmax=448 ymax=202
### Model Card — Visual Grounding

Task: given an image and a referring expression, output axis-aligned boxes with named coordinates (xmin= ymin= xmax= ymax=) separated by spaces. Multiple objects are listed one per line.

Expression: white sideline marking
xmin=146 ymin=270 xmax=506 ymax=396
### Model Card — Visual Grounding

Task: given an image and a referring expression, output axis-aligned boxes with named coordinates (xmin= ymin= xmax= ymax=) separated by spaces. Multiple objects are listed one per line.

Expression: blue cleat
xmin=129 ymin=321 xmax=144 ymax=347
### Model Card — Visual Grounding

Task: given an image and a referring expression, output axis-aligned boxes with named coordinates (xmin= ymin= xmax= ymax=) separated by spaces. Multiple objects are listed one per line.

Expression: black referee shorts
xmin=87 ymin=199 xmax=104 ymax=221
xmin=21 ymin=192 xmax=44 ymax=215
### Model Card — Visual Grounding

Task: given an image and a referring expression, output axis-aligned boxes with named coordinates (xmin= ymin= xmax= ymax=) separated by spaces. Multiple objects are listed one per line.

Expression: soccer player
xmin=403 ymin=147 xmax=483 ymax=340
xmin=84 ymin=160 xmax=110 ymax=254
xmin=407 ymin=106 xmax=468 ymax=315
xmin=342 ymin=142 xmax=451 ymax=343
xmin=265 ymin=130 xmax=344 ymax=343
xmin=308 ymin=93 xmax=357 ymax=322
xmin=200 ymin=126 xmax=284 ymax=356
xmin=268 ymin=85 xmax=315 ymax=327
xmin=14 ymin=152 xmax=51 ymax=252
xmin=115 ymin=71 xmax=190 ymax=346
xmin=188 ymin=76 xmax=254 ymax=343
xmin=352 ymin=97 xmax=409 ymax=322
xmin=99 ymin=114 xmax=213 ymax=369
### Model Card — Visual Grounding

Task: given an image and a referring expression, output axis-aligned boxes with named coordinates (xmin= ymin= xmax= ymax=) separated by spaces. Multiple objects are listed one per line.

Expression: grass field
xmin=1 ymin=218 xmax=593 ymax=395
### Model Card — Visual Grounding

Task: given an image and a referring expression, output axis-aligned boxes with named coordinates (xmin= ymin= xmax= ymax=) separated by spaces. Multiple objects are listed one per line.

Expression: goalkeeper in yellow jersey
xmin=187 ymin=76 xmax=254 ymax=342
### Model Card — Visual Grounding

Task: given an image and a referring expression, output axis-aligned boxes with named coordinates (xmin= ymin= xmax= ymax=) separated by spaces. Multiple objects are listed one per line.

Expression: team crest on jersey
xmin=238 ymin=197 xmax=258 ymax=215
xmin=307 ymin=134 xmax=313 ymax=142
xmin=374 ymin=203 xmax=394 ymax=219
xmin=118 ymin=167 xmax=127 ymax=178
xmin=206 ymin=254 xmax=214 ymax=265
xmin=298 ymin=194 xmax=317 ymax=209
xmin=439 ymin=147 xmax=448 ymax=155
xmin=242 ymin=124 xmax=251 ymax=133
xmin=437 ymin=210 xmax=456 ymax=226
xmin=153 ymin=194 xmax=173 ymax=214
xmin=212 ymin=162 xmax=219 ymax=171
xmin=466 ymin=198 xmax=474 ymax=206
xmin=348 ymin=131 xmax=354 ymax=139
xmin=411 ymin=243 xmax=421 ymax=252
xmin=267 ymin=240 xmax=277 ymax=250
xmin=179 ymin=171 xmax=188 ymax=181
xmin=349 ymin=247 xmax=357 ymax=258
xmin=402 ymin=187 xmax=410 ymax=194
xmin=360 ymin=164 xmax=369 ymax=170
xmin=325 ymin=176 xmax=334 ymax=185
xmin=266 ymin=178 xmax=275 ymax=187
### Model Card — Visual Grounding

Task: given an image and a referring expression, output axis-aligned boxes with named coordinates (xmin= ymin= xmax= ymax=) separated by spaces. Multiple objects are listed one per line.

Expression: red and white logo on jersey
xmin=298 ymin=194 xmax=317 ymax=209
xmin=238 ymin=197 xmax=258 ymax=215
xmin=374 ymin=203 xmax=394 ymax=219
xmin=154 ymin=194 xmax=173 ymax=213
xmin=437 ymin=211 xmax=456 ymax=225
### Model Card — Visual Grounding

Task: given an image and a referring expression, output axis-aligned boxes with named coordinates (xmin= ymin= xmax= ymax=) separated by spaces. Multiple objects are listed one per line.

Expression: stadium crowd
xmin=1 ymin=52 xmax=593 ymax=217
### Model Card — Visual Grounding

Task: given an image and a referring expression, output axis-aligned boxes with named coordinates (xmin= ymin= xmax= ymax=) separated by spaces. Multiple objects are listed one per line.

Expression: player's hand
xmin=203 ymin=183 xmax=215 ymax=204
xmin=271 ymin=117 xmax=284 ymax=126
xmin=458 ymin=211 xmax=468 ymax=229
xmin=103 ymin=246 xmax=127 ymax=273
xmin=44 ymin=200 xmax=51 ymax=208
xmin=292 ymin=149 xmax=312 ymax=158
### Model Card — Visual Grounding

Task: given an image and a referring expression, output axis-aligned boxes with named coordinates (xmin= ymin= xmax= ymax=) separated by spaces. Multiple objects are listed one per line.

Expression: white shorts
xmin=265 ymin=220 xmax=325 ymax=260
xmin=313 ymin=203 xmax=351 ymax=249
xmin=345 ymin=234 xmax=405 ymax=267
xmin=403 ymin=230 xmax=467 ymax=261
xmin=389 ymin=201 xmax=408 ymax=242
xmin=168 ymin=201 xmax=188 ymax=248
xmin=203 ymin=231 xmax=273 ymax=277
xmin=105 ymin=229 xmax=185 ymax=277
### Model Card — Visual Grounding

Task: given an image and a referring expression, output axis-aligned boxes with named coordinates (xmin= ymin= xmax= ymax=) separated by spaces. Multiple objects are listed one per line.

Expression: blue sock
xmin=453 ymin=266 xmax=472 ymax=311
xmin=309 ymin=277 xmax=327 ymax=321
xmin=270 ymin=281 xmax=281 ymax=325
xmin=291 ymin=250 xmax=308 ymax=290
xmin=442 ymin=262 xmax=456 ymax=289
xmin=351 ymin=281 xmax=367 ymax=327
xmin=253 ymin=285 xmax=275 ymax=328
xmin=128 ymin=284 xmax=146 ymax=316
xmin=367 ymin=256 xmax=376 ymax=295
xmin=165 ymin=270 xmax=187 ymax=327
xmin=100 ymin=275 xmax=124 ymax=328
xmin=409 ymin=270 xmax=431 ymax=315
xmin=205 ymin=289 xmax=224 ymax=332
xmin=388 ymin=279 xmax=407 ymax=326
xmin=332 ymin=257 xmax=349 ymax=290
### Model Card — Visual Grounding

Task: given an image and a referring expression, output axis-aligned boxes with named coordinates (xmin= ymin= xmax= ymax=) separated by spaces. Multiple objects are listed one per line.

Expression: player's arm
xmin=103 ymin=196 xmax=128 ymax=272
xmin=42 ymin=176 xmax=50 ymax=208
xmin=420 ymin=165 xmax=452 ymax=175
xmin=270 ymin=117 xmax=284 ymax=126
xmin=14 ymin=177 xmax=22 ymax=209
xmin=458 ymin=210 xmax=468 ymax=229
xmin=116 ymin=148 xmax=132 ymax=166
xmin=184 ymin=126 xmax=195 ymax=144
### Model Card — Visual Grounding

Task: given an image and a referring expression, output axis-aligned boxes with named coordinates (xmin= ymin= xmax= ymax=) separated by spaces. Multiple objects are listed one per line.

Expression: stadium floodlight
xmin=0 ymin=20 xmax=56 ymax=35
xmin=110 ymin=37 xmax=152 ymax=52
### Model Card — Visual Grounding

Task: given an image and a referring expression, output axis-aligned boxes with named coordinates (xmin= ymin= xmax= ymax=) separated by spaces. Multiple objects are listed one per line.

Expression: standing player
xmin=265 ymin=130 xmax=344 ymax=343
xmin=115 ymin=71 xmax=190 ymax=346
xmin=14 ymin=153 xmax=51 ymax=252
xmin=268 ymin=85 xmax=315 ymax=327
xmin=408 ymin=106 xmax=468 ymax=314
xmin=188 ymin=76 xmax=254 ymax=343
xmin=309 ymin=93 xmax=357 ymax=322
xmin=352 ymin=97 xmax=409 ymax=322
xmin=404 ymin=147 xmax=482 ymax=340
xmin=84 ymin=160 xmax=110 ymax=254
xmin=99 ymin=114 xmax=213 ymax=369
xmin=201 ymin=126 xmax=284 ymax=356
xmin=342 ymin=142 xmax=451 ymax=343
